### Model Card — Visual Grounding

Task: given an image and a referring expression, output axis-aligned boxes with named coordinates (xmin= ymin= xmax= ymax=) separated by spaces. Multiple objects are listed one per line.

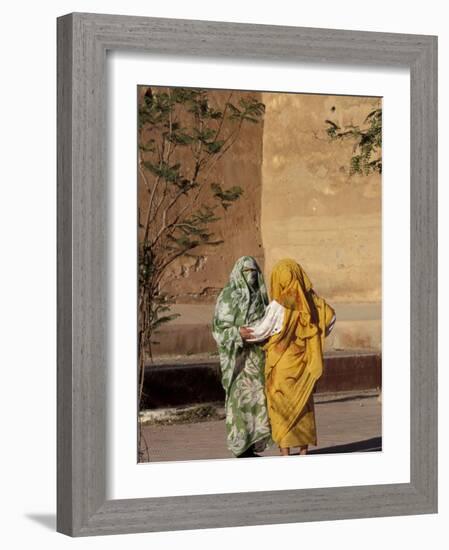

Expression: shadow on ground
xmin=307 ymin=437 xmax=382 ymax=455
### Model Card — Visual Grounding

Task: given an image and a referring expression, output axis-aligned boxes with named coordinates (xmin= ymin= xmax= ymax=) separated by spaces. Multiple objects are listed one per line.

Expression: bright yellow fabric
xmin=263 ymin=259 xmax=335 ymax=448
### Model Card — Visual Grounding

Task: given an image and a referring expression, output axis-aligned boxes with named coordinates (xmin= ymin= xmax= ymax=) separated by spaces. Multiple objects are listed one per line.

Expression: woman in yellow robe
xmin=249 ymin=259 xmax=335 ymax=456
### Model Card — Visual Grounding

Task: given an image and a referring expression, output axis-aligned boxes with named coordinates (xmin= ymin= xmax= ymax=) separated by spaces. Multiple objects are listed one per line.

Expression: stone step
xmin=141 ymin=350 xmax=381 ymax=409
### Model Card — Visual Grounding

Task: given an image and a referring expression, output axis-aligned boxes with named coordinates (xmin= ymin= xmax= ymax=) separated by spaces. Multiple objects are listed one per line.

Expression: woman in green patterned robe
xmin=212 ymin=256 xmax=272 ymax=457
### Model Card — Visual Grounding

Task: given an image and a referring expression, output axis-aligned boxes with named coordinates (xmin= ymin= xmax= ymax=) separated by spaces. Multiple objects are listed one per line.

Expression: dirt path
xmin=140 ymin=394 xmax=381 ymax=462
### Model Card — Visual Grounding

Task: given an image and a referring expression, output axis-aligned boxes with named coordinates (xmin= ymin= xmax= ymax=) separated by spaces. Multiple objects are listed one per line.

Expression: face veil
xmin=227 ymin=256 xmax=269 ymax=326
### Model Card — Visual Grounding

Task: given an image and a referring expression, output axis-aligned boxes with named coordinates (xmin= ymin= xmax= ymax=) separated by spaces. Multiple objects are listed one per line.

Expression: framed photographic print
xmin=135 ymin=85 xmax=382 ymax=464
xmin=57 ymin=12 xmax=437 ymax=536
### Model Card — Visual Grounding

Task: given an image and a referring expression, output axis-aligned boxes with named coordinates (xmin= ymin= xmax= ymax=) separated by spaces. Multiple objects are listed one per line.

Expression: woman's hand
xmin=239 ymin=326 xmax=254 ymax=341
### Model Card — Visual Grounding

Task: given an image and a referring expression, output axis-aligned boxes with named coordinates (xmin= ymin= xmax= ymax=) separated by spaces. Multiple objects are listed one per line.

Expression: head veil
xmin=223 ymin=256 xmax=269 ymax=326
xmin=263 ymin=259 xmax=335 ymax=442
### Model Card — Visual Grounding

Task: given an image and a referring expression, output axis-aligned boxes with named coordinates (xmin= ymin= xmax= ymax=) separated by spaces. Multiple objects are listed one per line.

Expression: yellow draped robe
xmin=263 ymin=259 xmax=335 ymax=448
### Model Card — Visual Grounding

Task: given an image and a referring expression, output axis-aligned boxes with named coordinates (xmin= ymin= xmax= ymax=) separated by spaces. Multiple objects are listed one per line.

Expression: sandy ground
xmin=140 ymin=394 xmax=381 ymax=462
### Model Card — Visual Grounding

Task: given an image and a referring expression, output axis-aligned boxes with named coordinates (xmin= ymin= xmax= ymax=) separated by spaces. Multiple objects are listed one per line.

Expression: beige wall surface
xmin=261 ymin=92 xmax=382 ymax=303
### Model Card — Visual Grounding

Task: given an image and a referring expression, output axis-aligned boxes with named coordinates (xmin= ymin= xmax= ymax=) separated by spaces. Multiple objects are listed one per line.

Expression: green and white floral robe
xmin=212 ymin=256 xmax=272 ymax=456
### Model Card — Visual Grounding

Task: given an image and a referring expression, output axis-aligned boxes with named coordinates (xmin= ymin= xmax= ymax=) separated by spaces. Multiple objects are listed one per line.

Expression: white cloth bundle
xmin=245 ymin=300 xmax=285 ymax=343
xmin=246 ymin=300 xmax=336 ymax=343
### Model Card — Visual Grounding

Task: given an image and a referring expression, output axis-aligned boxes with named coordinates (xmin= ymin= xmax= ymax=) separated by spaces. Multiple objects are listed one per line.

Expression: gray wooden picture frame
xmin=57 ymin=12 xmax=438 ymax=537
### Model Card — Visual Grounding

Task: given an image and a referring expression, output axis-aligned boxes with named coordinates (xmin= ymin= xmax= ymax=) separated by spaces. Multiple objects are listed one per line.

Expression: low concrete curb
xmin=141 ymin=351 xmax=381 ymax=409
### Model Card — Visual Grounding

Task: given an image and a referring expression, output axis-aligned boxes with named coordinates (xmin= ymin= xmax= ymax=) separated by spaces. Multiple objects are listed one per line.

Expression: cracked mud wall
xmin=138 ymin=88 xmax=265 ymax=305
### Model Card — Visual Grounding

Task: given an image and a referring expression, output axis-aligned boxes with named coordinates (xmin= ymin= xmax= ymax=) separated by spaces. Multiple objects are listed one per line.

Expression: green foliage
xmin=167 ymin=130 xmax=195 ymax=146
xmin=138 ymin=241 xmax=179 ymax=349
xmin=139 ymin=90 xmax=172 ymax=128
xmin=138 ymin=86 xmax=265 ymax=365
xmin=187 ymin=205 xmax=221 ymax=226
xmin=138 ymin=241 xmax=155 ymax=289
xmin=139 ymin=139 xmax=156 ymax=153
xmin=325 ymin=108 xmax=382 ymax=175
xmin=211 ymin=182 xmax=243 ymax=209
xmin=227 ymin=97 xmax=266 ymax=123
xmin=150 ymin=295 xmax=180 ymax=334
xmin=143 ymin=161 xmax=181 ymax=183
xmin=165 ymin=206 xmax=224 ymax=254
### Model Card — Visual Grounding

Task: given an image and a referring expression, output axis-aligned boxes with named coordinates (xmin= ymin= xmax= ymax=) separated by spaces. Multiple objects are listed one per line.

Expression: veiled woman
xmin=212 ymin=256 xmax=272 ymax=458
xmin=246 ymin=259 xmax=335 ymax=456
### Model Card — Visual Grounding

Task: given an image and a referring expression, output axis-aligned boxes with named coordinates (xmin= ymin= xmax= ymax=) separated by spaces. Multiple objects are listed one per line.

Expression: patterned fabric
xmin=212 ymin=256 xmax=272 ymax=456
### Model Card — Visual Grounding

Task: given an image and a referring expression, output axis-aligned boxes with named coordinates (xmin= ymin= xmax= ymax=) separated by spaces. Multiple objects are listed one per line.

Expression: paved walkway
xmin=140 ymin=393 xmax=381 ymax=462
